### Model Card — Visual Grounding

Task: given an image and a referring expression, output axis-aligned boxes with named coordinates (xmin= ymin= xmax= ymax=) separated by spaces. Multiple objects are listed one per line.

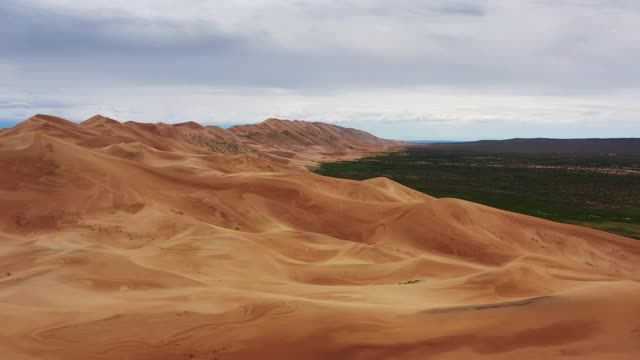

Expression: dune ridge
xmin=1 ymin=114 xmax=639 ymax=359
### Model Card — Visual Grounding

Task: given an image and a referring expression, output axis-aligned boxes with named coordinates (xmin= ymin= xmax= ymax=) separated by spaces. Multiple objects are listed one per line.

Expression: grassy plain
xmin=314 ymin=147 xmax=640 ymax=239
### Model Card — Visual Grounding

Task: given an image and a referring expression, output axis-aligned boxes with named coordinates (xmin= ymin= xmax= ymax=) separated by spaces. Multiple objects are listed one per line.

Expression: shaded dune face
xmin=1 ymin=115 xmax=640 ymax=360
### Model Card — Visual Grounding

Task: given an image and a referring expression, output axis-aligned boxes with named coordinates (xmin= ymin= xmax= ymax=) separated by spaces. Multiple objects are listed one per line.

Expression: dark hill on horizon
xmin=422 ymin=138 xmax=640 ymax=157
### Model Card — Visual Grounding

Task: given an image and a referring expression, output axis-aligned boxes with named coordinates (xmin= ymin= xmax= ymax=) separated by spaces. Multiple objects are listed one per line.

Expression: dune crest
xmin=1 ymin=115 xmax=639 ymax=359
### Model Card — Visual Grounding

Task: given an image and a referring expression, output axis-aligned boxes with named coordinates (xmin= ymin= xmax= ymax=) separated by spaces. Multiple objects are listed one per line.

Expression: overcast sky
xmin=1 ymin=0 xmax=639 ymax=140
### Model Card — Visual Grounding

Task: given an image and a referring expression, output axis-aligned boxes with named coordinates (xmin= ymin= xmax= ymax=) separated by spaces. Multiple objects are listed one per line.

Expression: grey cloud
xmin=1 ymin=0 xmax=637 ymax=93
xmin=431 ymin=2 xmax=486 ymax=16
xmin=0 ymin=100 xmax=30 ymax=109
xmin=0 ymin=4 xmax=244 ymax=57
xmin=369 ymin=117 xmax=458 ymax=124
xmin=470 ymin=118 xmax=510 ymax=124
xmin=0 ymin=97 xmax=80 ymax=109
xmin=350 ymin=0 xmax=486 ymax=17
xmin=581 ymin=111 xmax=600 ymax=116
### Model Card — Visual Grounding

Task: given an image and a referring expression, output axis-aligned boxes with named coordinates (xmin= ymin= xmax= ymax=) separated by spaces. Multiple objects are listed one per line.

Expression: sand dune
xmin=228 ymin=118 xmax=403 ymax=167
xmin=1 ymin=115 xmax=639 ymax=359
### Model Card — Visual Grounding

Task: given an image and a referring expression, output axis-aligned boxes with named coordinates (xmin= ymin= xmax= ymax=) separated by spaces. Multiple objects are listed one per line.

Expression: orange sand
xmin=0 ymin=114 xmax=639 ymax=359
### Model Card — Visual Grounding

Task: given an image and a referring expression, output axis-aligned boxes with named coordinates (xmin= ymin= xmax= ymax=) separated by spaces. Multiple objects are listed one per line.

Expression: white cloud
xmin=3 ymin=83 xmax=638 ymax=140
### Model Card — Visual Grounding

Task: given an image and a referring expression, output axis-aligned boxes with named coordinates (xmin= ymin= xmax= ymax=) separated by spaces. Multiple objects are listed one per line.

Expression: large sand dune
xmin=1 ymin=115 xmax=639 ymax=359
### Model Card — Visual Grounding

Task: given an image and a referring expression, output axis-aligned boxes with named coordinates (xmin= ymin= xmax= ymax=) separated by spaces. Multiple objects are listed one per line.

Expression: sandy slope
xmin=228 ymin=118 xmax=403 ymax=168
xmin=1 ymin=115 xmax=639 ymax=359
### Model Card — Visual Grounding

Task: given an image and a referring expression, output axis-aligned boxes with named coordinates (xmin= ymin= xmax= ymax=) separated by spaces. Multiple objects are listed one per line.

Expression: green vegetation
xmin=314 ymin=148 xmax=640 ymax=239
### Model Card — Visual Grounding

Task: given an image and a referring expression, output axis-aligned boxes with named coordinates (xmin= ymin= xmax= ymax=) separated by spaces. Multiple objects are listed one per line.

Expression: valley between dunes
xmin=1 ymin=114 xmax=639 ymax=359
